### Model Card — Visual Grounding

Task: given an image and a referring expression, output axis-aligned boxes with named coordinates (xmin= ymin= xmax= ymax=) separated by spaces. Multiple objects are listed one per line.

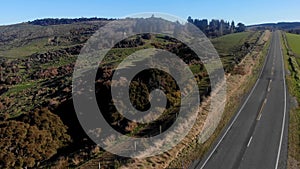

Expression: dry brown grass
xmin=72 ymin=155 xmax=82 ymax=166
xmin=288 ymin=155 xmax=300 ymax=169
xmin=119 ymin=30 xmax=271 ymax=169
xmin=288 ymin=109 xmax=300 ymax=169
xmin=53 ymin=157 xmax=69 ymax=169
xmin=281 ymin=32 xmax=300 ymax=169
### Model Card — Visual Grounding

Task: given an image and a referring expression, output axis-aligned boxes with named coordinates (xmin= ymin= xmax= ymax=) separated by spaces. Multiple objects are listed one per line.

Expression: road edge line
xmin=198 ymin=31 xmax=273 ymax=169
xmin=274 ymin=30 xmax=287 ymax=169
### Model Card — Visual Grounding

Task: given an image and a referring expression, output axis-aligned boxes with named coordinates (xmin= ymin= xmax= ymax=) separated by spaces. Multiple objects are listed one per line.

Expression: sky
xmin=1 ymin=0 xmax=299 ymax=26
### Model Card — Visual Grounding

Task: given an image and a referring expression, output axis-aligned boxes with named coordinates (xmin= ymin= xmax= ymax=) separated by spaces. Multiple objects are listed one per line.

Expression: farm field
xmin=286 ymin=33 xmax=300 ymax=56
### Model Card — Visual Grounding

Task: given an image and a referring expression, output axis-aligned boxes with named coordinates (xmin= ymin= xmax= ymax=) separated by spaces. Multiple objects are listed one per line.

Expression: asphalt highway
xmin=190 ymin=30 xmax=288 ymax=169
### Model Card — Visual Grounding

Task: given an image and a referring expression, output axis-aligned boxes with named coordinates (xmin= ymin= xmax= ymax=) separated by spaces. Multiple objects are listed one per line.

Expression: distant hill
xmin=0 ymin=18 xmax=111 ymax=58
xmin=248 ymin=22 xmax=300 ymax=31
xmin=28 ymin=17 xmax=116 ymax=26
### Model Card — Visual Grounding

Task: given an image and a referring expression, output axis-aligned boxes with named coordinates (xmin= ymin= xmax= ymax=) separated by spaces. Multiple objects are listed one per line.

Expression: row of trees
xmin=29 ymin=17 xmax=115 ymax=26
xmin=187 ymin=17 xmax=246 ymax=38
xmin=288 ymin=29 xmax=300 ymax=34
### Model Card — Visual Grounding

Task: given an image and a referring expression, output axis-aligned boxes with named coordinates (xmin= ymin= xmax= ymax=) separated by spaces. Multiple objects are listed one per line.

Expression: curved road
xmin=190 ymin=30 xmax=288 ymax=169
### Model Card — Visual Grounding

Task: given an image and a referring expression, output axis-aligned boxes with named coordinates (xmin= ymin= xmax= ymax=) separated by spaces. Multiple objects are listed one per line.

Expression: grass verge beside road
xmin=166 ymin=30 xmax=271 ymax=168
xmin=281 ymin=32 xmax=300 ymax=169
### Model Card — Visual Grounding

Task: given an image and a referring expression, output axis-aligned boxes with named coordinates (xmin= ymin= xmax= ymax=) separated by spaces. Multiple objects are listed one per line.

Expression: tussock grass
xmin=281 ymin=32 xmax=300 ymax=169
xmin=167 ymin=30 xmax=271 ymax=168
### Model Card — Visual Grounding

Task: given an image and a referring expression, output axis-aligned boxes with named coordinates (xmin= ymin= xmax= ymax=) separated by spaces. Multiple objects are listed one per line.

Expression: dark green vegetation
xmin=287 ymin=28 xmax=300 ymax=35
xmin=0 ymin=17 xmax=261 ymax=168
xmin=281 ymin=32 xmax=300 ymax=168
xmin=187 ymin=17 xmax=246 ymax=38
xmin=28 ymin=17 xmax=115 ymax=26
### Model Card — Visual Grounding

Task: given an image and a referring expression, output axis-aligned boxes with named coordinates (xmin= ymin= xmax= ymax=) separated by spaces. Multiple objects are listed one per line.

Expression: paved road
xmin=190 ymin=30 xmax=288 ymax=169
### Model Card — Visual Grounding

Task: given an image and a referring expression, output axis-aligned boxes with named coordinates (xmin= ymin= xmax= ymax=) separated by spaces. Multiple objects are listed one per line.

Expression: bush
xmin=0 ymin=108 xmax=71 ymax=168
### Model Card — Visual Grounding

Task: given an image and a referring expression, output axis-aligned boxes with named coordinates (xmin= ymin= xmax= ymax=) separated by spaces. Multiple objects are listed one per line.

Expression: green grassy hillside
xmin=211 ymin=31 xmax=261 ymax=72
xmin=212 ymin=32 xmax=252 ymax=54
xmin=286 ymin=33 xmax=300 ymax=56
xmin=0 ymin=19 xmax=263 ymax=168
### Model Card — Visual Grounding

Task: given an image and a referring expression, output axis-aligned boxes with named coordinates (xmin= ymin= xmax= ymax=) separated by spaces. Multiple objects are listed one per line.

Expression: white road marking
xmin=257 ymin=113 xmax=262 ymax=121
xmin=198 ymin=32 xmax=272 ymax=169
xmin=274 ymin=32 xmax=287 ymax=169
xmin=257 ymin=98 xmax=267 ymax=121
xmin=268 ymin=79 xmax=272 ymax=92
xmin=247 ymin=136 xmax=253 ymax=147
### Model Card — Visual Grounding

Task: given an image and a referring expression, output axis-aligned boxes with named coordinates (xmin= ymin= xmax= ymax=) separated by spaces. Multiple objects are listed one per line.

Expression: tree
xmin=187 ymin=16 xmax=193 ymax=23
xmin=186 ymin=17 xmax=244 ymax=37
xmin=22 ymin=108 xmax=71 ymax=146
xmin=219 ymin=20 xmax=225 ymax=36
xmin=230 ymin=21 xmax=235 ymax=33
xmin=237 ymin=23 xmax=246 ymax=32
xmin=0 ymin=108 xmax=71 ymax=168
xmin=0 ymin=121 xmax=53 ymax=168
xmin=195 ymin=19 xmax=208 ymax=32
